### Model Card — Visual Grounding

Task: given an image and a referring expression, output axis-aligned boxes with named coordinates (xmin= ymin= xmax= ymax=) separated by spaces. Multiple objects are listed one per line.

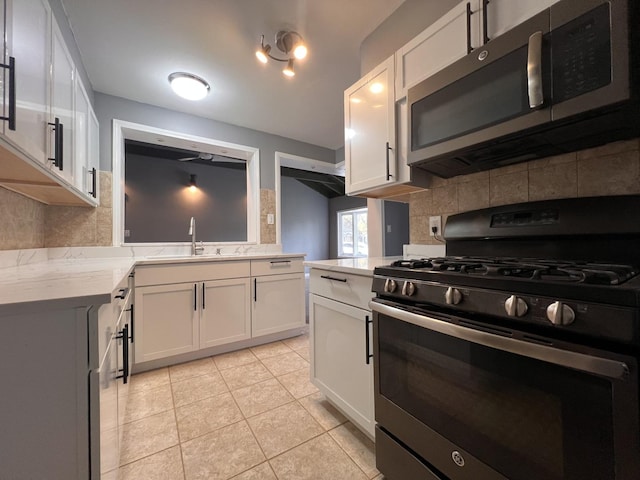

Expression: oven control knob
xmin=546 ymin=302 xmax=576 ymax=326
xmin=402 ymin=281 xmax=416 ymax=297
xmin=504 ymin=295 xmax=528 ymax=317
xmin=445 ymin=287 xmax=462 ymax=305
xmin=384 ymin=278 xmax=398 ymax=293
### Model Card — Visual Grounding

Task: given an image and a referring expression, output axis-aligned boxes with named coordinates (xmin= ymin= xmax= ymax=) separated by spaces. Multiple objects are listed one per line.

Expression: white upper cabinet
xmin=50 ymin=20 xmax=75 ymax=185
xmin=74 ymin=76 xmax=89 ymax=193
xmin=74 ymin=74 xmax=99 ymax=202
xmin=344 ymin=55 xmax=396 ymax=196
xmin=3 ymin=0 xmax=51 ymax=164
xmin=395 ymin=0 xmax=482 ymax=99
xmin=0 ymin=0 xmax=96 ymax=206
xmin=482 ymin=0 xmax=560 ymax=41
xmin=88 ymin=107 xmax=100 ymax=201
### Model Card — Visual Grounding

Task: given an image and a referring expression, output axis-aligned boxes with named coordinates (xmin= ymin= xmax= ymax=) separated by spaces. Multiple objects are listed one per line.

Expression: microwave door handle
xmin=527 ymin=31 xmax=544 ymax=109
xmin=369 ymin=301 xmax=629 ymax=380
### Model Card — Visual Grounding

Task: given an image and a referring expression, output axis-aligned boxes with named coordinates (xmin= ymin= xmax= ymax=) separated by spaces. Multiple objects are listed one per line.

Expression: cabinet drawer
xmin=96 ymin=276 xmax=131 ymax=366
xmin=251 ymin=257 xmax=304 ymax=276
xmin=309 ymin=269 xmax=373 ymax=310
xmin=135 ymin=260 xmax=250 ymax=286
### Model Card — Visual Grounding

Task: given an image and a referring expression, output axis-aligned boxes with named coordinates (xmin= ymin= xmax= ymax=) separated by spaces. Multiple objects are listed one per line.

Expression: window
xmin=338 ymin=207 xmax=368 ymax=257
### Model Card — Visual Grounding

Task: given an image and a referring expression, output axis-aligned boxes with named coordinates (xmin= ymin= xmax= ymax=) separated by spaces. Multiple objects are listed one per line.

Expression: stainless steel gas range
xmin=370 ymin=195 xmax=640 ymax=480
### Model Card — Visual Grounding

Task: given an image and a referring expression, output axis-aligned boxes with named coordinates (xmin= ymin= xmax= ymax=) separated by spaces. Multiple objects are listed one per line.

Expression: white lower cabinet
xmin=201 ymin=278 xmax=251 ymax=348
xmin=135 ymin=282 xmax=200 ymax=363
xmin=309 ymin=270 xmax=375 ymax=439
xmin=253 ymin=273 xmax=305 ymax=337
xmin=134 ymin=257 xmax=305 ymax=367
xmin=95 ymin=279 xmax=133 ymax=479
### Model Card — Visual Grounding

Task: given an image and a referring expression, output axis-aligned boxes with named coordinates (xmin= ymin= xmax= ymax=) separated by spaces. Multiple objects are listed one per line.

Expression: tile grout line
xmin=121 ymin=334 xmax=372 ymax=479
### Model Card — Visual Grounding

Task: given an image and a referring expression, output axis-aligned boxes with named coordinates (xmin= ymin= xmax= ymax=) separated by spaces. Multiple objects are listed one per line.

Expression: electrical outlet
xmin=429 ymin=216 xmax=442 ymax=236
xmin=267 ymin=213 xmax=275 ymax=225
xmin=124 ymin=229 xmax=131 ymax=238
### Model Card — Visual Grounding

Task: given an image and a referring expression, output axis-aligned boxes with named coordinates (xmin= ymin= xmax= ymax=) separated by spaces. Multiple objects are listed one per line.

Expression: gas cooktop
xmin=386 ymin=256 xmax=640 ymax=286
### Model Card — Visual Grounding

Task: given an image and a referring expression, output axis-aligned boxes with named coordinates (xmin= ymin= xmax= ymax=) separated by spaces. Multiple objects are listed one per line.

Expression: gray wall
xmin=125 ymin=154 xmax=247 ymax=243
xmin=383 ymin=200 xmax=409 ymax=256
xmin=328 ymin=196 xmax=367 ymax=259
xmin=360 ymin=0 xmax=459 ymax=74
xmin=281 ymin=176 xmax=329 ymax=261
xmin=94 ymin=93 xmax=336 ymax=190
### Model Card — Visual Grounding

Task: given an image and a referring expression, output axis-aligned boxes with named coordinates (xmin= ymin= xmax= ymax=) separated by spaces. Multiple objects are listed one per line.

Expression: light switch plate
xmin=267 ymin=213 xmax=274 ymax=225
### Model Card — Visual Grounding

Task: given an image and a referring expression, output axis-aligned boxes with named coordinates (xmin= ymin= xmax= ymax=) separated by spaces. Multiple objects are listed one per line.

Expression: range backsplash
xmin=410 ymin=138 xmax=640 ymax=245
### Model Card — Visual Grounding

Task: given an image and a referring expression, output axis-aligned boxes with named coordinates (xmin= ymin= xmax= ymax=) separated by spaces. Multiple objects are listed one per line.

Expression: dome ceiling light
xmin=255 ymin=30 xmax=308 ymax=78
xmin=168 ymin=72 xmax=210 ymax=100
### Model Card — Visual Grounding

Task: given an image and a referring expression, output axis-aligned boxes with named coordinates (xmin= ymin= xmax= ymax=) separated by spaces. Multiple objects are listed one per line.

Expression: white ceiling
xmin=60 ymin=0 xmax=405 ymax=151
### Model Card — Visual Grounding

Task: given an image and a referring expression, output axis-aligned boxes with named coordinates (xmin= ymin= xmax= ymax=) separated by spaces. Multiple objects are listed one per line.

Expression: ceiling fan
xmin=177 ymin=152 xmax=245 ymax=164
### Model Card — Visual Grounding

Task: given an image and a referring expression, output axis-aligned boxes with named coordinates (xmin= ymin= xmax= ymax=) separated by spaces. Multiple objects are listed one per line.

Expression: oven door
xmin=371 ymin=301 xmax=640 ymax=480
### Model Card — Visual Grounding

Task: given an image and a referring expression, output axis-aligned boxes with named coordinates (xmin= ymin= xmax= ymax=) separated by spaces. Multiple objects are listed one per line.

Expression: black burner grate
xmin=391 ymin=257 xmax=639 ymax=286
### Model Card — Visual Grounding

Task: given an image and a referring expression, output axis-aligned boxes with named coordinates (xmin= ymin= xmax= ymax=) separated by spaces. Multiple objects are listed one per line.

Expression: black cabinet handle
xmin=89 ymin=167 xmax=97 ymax=198
xmin=115 ymin=288 xmax=128 ymax=300
xmin=482 ymin=0 xmax=490 ymax=45
xmin=466 ymin=3 xmax=474 ymax=54
xmin=385 ymin=142 xmax=392 ymax=180
xmin=270 ymin=260 xmax=292 ymax=264
xmin=254 ymin=278 xmax=257 ymax=302
xmin=126 ymin=304 xmax=134 ymax=343
xmin=320 ymin=275 xmax=347 ymax=283
xmin=202 ymin=283 xmax=206 ymax=310
xmin=58 ymin=121 xmax=64 ymax=171
xmin=194 ymin=284 xmax=197 ymax=311
xmin=48 ymin=117 xmax=63 ymax=170
xmin=0 ymin=56 xmax=16 ymax=130
xmin=365 ymin=315 xmax=373 ymax=365
xmin=115 ymin=324 xmax=129 ymax=384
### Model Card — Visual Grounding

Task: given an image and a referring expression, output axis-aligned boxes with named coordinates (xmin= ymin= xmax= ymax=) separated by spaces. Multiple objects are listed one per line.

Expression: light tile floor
xmin=119 ymin=334 xmax=383 ymax=480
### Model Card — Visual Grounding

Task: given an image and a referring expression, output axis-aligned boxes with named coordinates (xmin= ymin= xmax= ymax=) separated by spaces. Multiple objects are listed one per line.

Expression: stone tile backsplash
xmin=410 ymin=138 xmax=640 ymax=245
xmin=44 ymin=171 xmax=113 ymax=247
xmin=2 ymin=138 xmax=638 ymax=250
xmin=0 ymin=187 xmax=45 ymax=250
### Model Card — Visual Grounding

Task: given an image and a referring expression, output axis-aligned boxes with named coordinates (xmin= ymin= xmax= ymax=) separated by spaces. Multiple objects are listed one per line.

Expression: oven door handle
xmin=370 ymin=302 xmax=629 ymax=381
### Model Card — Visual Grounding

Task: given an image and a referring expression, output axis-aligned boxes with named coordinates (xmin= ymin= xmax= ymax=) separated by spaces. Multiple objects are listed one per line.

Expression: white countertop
xmin=304 ymin=257 xmax=402 ymax=276
xmin=0 ymin=252 xmax=304 ymax=315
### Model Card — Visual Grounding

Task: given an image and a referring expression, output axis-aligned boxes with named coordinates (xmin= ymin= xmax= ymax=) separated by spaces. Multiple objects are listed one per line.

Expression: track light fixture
xmin=189 ymin=174 xmax=197 ymax=191
xmin=255 ymin=30 xmax=307 ymax=78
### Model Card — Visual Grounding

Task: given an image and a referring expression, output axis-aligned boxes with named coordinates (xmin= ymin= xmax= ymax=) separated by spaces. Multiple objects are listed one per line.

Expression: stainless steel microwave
xmin=407 ymin=0 xmax=639 ymax=178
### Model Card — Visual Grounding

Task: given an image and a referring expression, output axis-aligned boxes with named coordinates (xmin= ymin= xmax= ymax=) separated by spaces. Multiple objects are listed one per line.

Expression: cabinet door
xmin=50 ymin=20 xmax=75 ymax=184
xmin=252 ymin=273 xmax=305 ymax=337
xmin=344 ymin=55 xmax=395 ymax=195
xmin=396 ymin=0 xmax=481 ymax=99
xmin=310 ymin=294 xmax=374 ymax=438
xmin=73 ymin=76 xmax=89 ymax=193
xmin=98 ymin=338 xmax=119 ymax=478
xmin=134 ymin=283 xmax=199 ymax=363
xmin=3 ymin=0 xmax=51 ymax=163
xmin=200 ymin=278 xmax=251 ymax=349
xmin=87 ymin=107 xmax=100 ymax=201
xmin=483 ymin=0 xmax=558 ymax=41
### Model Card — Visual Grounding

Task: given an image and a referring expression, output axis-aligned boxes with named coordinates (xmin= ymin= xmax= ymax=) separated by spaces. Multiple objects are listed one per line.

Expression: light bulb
xmin=283 ymin=59 xmax=295 ymax=77
xmin=293 ymin=44 xmax=307 ymax=60
xmin=256 ymin=44 xmax=271 ymax=64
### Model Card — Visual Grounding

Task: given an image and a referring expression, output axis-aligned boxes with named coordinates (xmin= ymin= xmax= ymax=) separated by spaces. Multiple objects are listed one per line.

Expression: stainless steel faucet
xmin=188 ymin=217 xmax=204 ymax=255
